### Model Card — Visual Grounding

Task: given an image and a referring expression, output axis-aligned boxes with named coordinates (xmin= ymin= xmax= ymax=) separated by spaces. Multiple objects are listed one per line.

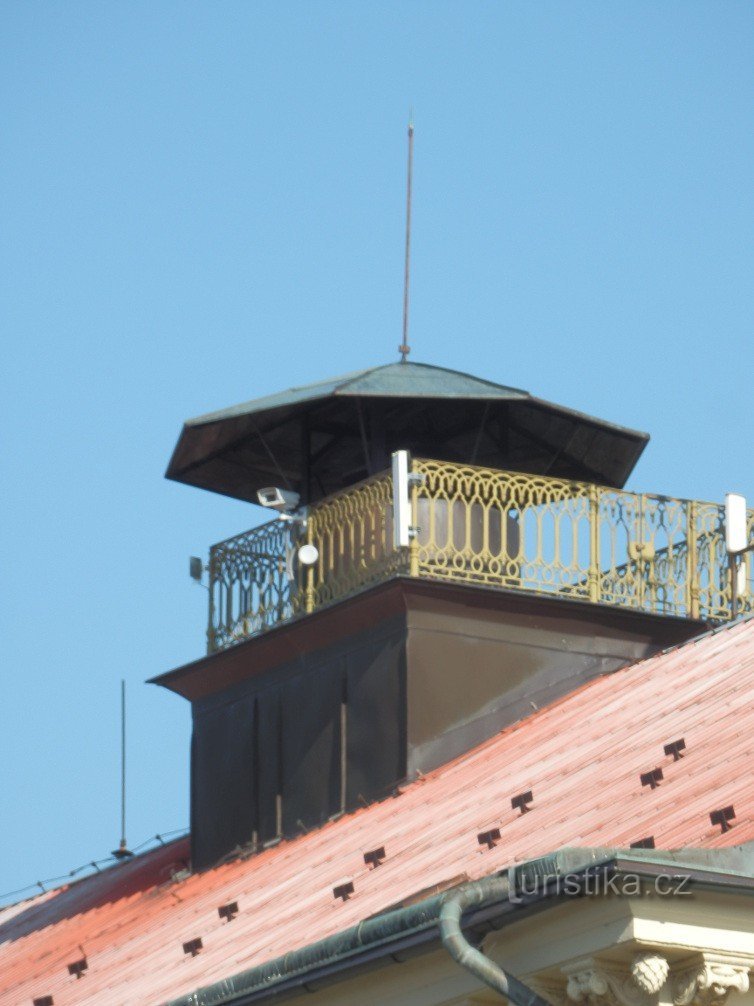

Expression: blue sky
xmin=1 ymin=2 xmax=753 ymax=901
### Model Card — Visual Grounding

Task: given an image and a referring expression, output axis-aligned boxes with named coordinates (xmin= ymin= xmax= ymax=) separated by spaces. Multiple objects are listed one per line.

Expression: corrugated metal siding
xmin=2 ymin=617 xmax=753 ymax=1006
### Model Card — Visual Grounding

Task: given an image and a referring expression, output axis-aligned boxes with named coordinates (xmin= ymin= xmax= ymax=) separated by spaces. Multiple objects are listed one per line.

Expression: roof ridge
xmin=333 ymin=359 xmax=530 ymax=397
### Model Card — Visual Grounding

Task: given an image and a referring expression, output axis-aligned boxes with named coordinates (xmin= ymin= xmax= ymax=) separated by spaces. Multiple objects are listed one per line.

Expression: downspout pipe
xmin=439 ymin=875 xmax=549 ymax=1006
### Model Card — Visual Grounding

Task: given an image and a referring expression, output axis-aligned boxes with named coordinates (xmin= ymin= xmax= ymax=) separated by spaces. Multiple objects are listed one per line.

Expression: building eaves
xmin=162 ymin=844 xmax=754 ymax=1006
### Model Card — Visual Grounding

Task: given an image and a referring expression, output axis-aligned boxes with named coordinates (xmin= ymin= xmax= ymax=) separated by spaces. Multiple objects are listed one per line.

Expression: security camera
xmin=257 ymin=487 xmax=301 ymax=513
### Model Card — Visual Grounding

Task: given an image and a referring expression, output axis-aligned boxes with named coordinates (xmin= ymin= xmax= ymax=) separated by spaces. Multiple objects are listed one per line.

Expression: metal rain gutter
xmin=164 ymin=886 xmax=450 ymax=1006
xmin=162 ymin=872 xmax=551 ymax=1006
xmin=162 ymin=844 xmax=754 ymax=1006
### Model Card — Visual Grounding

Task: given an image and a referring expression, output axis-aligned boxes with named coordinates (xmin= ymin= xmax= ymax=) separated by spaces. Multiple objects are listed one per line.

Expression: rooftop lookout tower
xmin=155 ymin=361 xmax=753 ymax=870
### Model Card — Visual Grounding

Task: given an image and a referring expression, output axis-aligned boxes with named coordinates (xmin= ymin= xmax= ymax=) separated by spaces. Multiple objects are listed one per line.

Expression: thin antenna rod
xmin=112 ymin=680 xmax=133 ymax=858
xmin=120 ymin=679 xmax=126 ymax=847
xmin=399 ymin=113 xmax=414 ymax=363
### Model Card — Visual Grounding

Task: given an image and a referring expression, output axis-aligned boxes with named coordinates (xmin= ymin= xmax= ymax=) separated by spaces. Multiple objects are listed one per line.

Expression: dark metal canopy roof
xmin=166 ymin=361 xmax=649 ymax=503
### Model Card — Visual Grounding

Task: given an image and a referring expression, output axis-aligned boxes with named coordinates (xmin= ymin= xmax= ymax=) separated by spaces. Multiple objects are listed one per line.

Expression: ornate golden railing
xmin=305 ymin=471 xmax=403 ymax=609
xmin=207 ymin=458 xmax=753 ymax=652
xmin=412 ymin=460 xmax=752 ymax=623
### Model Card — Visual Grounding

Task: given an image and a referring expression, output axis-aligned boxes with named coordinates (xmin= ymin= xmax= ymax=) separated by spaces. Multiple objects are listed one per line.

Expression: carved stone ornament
xmin=528 ymin=978 xmax=569 ymax=1006
xmin=672 ymin=958 xmax=751 ymax=1006
xmin=563 ymin=954 xmax=670 ymax=1006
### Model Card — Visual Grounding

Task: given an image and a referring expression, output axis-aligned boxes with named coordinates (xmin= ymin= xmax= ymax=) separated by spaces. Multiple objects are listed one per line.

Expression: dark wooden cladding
xmin=280 ymin=665 xmax=343 ymax=835
xmin=256 ymin=689 xmax=281 ymax=845
xmin=176 ymin=578 xmax=705 ymax=871
xmin=345 ymin=635 xmax=406 ymax=808
xmin=190 ymin=696 xmax=257 ymax=868
xmin=189 ymin=616 xmax=406 ymax=870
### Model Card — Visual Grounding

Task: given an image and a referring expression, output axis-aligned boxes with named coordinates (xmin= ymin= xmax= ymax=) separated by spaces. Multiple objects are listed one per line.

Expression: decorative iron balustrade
xmin=208 ymin=471 xmax=401 ymax=652
xmin=208 ymin=518 xmax=301 ymax=651
xmin=207 ymin=458 xmax=753 ymax=652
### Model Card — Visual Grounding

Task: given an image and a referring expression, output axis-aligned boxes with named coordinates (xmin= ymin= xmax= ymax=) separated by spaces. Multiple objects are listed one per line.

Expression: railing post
xmin=207 ymin=548 xmax=216 ymax=654
xmin=304 ymin=517 xmax=316 ymax=614
xmin=686 ymin=500 xmax=700 ymax=620
xmin=305 ymin=567 xmax=315 ymax=613
xmin=588 ymin=484 xmax=600 ymax=603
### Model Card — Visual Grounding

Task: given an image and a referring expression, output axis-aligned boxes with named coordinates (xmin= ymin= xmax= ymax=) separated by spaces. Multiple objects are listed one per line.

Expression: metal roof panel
xmin=186 ymin=362 xmax=530 ymax=427
xmin=2 ymin=617 xmax=753 ymax=1005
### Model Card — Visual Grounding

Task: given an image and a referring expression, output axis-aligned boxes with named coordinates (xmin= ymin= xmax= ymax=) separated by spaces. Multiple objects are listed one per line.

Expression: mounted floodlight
xmin=189 ymin=556 xmax=204 ymax=582
xmin=257 ymin=486 xmax=301 ymax=513
xmin=283 ymin=542 xmax=319 ymax=584
xmin=725 ymin=493 xmax=748 ymax=555
xmin=298 ymin=543 xmax=319 ymax=566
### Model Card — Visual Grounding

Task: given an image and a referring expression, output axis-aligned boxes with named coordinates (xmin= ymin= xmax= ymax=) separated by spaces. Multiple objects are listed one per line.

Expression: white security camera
xmin=257 ymin=486 xmax=301 ymax=513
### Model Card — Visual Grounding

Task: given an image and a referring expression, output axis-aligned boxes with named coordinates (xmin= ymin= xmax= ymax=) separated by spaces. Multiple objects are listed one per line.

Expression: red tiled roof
xmin=2 ymin=617 xmax=754 ymax=1006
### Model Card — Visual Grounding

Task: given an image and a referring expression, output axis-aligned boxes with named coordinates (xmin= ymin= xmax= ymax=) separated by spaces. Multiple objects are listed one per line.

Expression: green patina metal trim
xmin=185 ymin=361 xmax=531 ymax=428
xmin=161 ymin=844 xmax=754 ymax=1006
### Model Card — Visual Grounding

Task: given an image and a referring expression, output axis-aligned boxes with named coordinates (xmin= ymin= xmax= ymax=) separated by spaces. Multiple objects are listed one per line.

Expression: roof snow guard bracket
xmin=640 ymin=768 xmax=664 ymax=790
xmin=477 ymin=828 xmax=501 ymax=849
xmin=363 ymin=847 xmax=386 ymax=869
xmin=710 ymin=806 xmax=736 ymax=833
xmin=511 ymin=791 xmax=533 ymax=814
xmin=182 ymin=938 xmax=203 ymax=958
xmin=333 ymin=881 xmax=355 ymax=902
xmin=67 ymin=958 xmax=88 ymax=980
xmin=664 ymin=738 xmax=686 ymax=761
